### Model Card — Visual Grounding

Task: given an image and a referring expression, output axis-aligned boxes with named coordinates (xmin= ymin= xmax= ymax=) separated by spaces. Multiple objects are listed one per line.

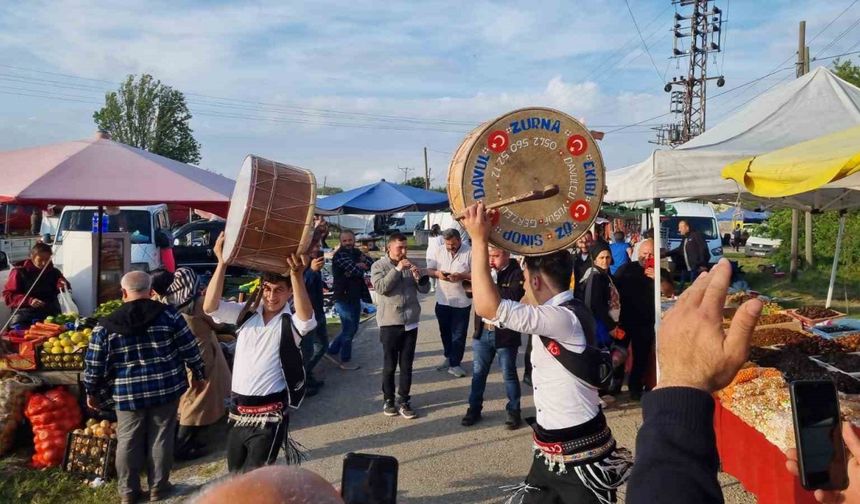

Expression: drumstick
xmin=454 ymin=184 xmax=559 ymax=220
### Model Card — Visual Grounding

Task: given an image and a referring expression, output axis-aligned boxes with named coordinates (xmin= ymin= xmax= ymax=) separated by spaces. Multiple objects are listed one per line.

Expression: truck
xmin=51 ymin=205 xmax=171 ymax=272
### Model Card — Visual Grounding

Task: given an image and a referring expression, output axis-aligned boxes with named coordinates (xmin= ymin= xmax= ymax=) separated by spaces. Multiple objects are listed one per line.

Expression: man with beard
xmin=370 ymin=233 xmax=430 ymax=419
xmin=326 ymin=230 xmax=373 ymax=370
xmin=204 ymin=233 xmax=317 ymax=473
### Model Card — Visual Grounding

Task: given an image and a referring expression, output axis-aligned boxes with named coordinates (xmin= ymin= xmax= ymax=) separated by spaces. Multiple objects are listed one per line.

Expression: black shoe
xmin=383 ymin=400 xmax=398 ymax=417
xmin=505 ymin=410 xmax=522 ymax=430
xmin=305 ymin=385 xmax=319 ymax=397
xmin=307 ymin=376 xmax=325 ymax=388
xmin=398 ymin=401 xmax=418 ymax=420
xmin=461 ymin=408 xmax=482 ymax=426
xmin=523 ymin=375 xmax=532 ymax=387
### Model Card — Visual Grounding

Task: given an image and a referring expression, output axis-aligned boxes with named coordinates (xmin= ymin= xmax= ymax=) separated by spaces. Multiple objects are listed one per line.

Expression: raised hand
xmin=214 ymin=231 xmax=226 ymax=263
xmin=785 ymin=422 xmax=860 ymax=503
xmin=286 ymin=253 xmax=310 ymax=275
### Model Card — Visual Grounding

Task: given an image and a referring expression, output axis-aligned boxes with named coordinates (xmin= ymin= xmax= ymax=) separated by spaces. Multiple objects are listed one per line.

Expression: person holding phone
xmin=461 ymin=203 xmax=632 ymax=504
xmin=613 ymin=239 xmax=656 ymax=400
xmin=203 ymin=232 xmax=317 ymax=474
xmin=426 ymin=228 xmax=472 ymax=378
xmin=370 ymin=233 xmax=430 ymax=419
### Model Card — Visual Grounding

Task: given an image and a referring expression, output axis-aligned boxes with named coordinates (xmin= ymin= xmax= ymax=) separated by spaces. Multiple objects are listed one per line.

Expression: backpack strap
xmin=537 ymin=298 xmax=611 ymax=389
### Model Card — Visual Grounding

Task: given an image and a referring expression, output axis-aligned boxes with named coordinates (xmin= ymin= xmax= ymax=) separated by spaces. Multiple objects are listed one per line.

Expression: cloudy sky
xmin=0 ymin=0 xmax=858 ymax=188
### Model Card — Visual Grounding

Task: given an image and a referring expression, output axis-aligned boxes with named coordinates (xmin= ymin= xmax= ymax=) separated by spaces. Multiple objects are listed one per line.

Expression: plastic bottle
xmin=91 ymin=214 xmax=98 ymax=233
xmin=101 ymin=214 xmax=109 ymax=233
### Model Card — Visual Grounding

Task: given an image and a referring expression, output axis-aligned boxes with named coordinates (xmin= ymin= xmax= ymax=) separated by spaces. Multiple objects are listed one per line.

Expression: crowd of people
xmin=5 ymin=207 xmax=853 ymax=504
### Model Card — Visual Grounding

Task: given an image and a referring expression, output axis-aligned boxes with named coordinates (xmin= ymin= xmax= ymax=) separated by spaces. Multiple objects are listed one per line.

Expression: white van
xmin=52 ymin=205 xmax=171 ymax=272
xmin=659 ymin=202 xmax=723 ymax=266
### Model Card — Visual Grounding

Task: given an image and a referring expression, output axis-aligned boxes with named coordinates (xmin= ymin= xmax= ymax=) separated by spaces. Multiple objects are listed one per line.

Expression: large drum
xmin=448 ymin=107 xmax=605 ymax=256
xmin=223 ymin=155 xmax=317 ymax=273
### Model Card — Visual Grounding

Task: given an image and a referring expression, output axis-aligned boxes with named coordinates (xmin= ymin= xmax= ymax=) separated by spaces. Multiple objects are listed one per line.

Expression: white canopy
xmin=605 ymin=67 xmax=860 ymax=211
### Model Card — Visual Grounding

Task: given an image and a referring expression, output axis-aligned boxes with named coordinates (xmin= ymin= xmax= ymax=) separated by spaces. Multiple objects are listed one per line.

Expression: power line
xmin=813 ymin=48 xmax=860 ymax=61
xmin=623 ymin=0 xmax=665 ymax=84
xmin=816 ymin=14 xmax=860 ymax=58
xmin=720 ymin=0 xmax=730 ymax=75
xmin=811 ymin=0 xmax=860 ymax=46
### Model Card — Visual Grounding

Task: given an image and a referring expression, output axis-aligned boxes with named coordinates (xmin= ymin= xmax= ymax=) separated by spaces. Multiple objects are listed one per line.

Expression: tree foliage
xmin=833 ymin=58 xmax=860 ymax=88
xmin=93 ymin=74 xmax=202 ymax=164
xmin=404 ymin=176 xmax=429 ymax=189
xmin=318 ymin=186 xmax=344 ymax=195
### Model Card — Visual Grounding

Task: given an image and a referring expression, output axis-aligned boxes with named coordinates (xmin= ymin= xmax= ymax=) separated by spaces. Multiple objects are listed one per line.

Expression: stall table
xmin=714 ymin=399 xmax=817 ymax=504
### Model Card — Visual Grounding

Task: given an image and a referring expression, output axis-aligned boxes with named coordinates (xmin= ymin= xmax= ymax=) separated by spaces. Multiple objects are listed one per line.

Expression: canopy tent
xmin=315 ymin=179 xmax=449 ymax=215
xmin=605 ymin=67 xmax=860 ymax=211
xmin=0 ymin=132 xmax=235 ymax=216
xmin=722 ymin=123 xmax=860 ymax=198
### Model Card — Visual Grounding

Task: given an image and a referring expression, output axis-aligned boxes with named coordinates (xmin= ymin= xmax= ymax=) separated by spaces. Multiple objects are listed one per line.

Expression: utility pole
xmin=791 ymin=20 xmax=809 ymax=280
xmin=423 ymin=147 xmax=430 ymax=189
xmin=653 ymin=0 xmax=725 ymax=147
xmin=398 ymin=166 xmax=413 ymax=183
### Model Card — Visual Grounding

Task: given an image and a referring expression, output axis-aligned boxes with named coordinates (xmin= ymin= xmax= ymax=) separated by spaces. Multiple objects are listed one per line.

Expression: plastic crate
xmin=786 ymin=308 xmax=846 ymax=328
xmin=62 ymin=432 xmax=117 ymax=480
xmin=36 ymin=346 xmax=85 ymax=371
xmin=809 ymin=318 xmax=860 ymax=339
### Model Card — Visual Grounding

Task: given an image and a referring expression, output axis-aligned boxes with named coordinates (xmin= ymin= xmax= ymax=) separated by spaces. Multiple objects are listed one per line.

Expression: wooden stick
xmin=454 ymin=184 xmax=559 ymax=219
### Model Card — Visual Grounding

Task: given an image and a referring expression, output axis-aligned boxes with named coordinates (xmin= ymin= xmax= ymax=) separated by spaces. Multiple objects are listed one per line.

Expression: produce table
xmin=28 ymin=370 xmax=82 ymax=386
xmin=714 ymin=398 xmax=817 ymax=504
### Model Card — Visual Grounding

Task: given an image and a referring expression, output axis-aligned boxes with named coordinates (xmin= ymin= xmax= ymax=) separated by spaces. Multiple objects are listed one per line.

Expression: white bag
xmin=58 ymin=287 xmax=79 ymax=315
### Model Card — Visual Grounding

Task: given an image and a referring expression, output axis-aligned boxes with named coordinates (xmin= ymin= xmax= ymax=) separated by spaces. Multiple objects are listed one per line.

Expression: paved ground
xmin=167 ymin=292 xmax=757 ymax=503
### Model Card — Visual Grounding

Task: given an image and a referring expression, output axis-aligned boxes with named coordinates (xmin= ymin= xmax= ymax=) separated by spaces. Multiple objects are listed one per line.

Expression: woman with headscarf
xmin=151 ymin=268 xmax=232 ymax=460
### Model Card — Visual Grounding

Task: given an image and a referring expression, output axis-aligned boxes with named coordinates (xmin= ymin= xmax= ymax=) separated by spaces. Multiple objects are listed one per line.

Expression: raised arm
xmin=203 ymin=231 xmax=227 ymax=315
xmin=460 ymin=202 xmax=500 ymax=320
xmin=287 ymin=253 xmax=314 ymax=324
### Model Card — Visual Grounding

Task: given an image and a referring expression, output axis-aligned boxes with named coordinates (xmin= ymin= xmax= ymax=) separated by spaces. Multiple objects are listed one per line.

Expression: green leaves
xmin=93 ymin=74 xmax=201 ymax=164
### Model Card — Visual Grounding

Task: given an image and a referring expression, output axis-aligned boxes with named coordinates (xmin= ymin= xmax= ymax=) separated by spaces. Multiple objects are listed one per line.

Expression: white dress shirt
xmin=491 ymin=290 xmax=600 ymax=430
xmin=426 ymin=243 xmax=472 ymax=308
xmin=208 ymin=300 xmax=317 ymax=397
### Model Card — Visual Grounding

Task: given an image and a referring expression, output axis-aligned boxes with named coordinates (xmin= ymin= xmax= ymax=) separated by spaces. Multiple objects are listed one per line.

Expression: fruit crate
xmin=36 ymin=346 xmax=85 ymax=371
xmin=62 ymin=432 xmax=117 ymax=480
xmin=786 ymin=308 xmax=846 ymax=328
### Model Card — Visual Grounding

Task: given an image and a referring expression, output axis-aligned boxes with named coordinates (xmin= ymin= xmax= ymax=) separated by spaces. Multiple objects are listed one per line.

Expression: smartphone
xmin=341 ymin=452 xmax=398 ymax=504
xmin=790 ymin=380 xmax=848 ymax=490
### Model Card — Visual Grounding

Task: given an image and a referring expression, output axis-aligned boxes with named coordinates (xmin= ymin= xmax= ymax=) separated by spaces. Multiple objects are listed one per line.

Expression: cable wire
xmin=623 ymin=0 xmax=665 ymax=84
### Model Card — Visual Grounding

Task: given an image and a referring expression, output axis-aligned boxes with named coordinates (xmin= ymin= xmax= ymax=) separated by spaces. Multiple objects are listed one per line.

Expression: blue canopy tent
xmin=316 ymin=179 xmax=449 ymax=215
xmin=716 ymin=208 xmax=770 ymax=223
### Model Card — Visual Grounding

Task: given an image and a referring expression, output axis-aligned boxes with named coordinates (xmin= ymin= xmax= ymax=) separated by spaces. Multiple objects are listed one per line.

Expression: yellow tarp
xmin=722 ymin=124 xmax=860 ymax=197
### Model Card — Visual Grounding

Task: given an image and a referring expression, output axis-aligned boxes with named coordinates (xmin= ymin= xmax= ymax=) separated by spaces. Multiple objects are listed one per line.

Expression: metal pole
xmin=3 ymin=205 xmax=8 ymax=236
xmin=804 ymin=211 xmax=814 ymax=267
xmin=97 ymin=206 xmax=104 ymax=304
xmin=424 ymin=147 xmax=430 ymax=189
xmin=652 ymin=200 xmax=662 ymax=383
xmin=826 ymin=213 xmax=846 ymax=309
xmin=790 ymin=209 xmax=800 ymax=280
xmin=797 ymin=21 xmax=807 ymax=78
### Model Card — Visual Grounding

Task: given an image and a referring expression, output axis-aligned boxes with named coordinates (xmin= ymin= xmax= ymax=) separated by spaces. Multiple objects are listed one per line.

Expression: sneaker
xmin=461 ymin=407 xmax=482 ymax=426
xmin=435 ymin=357 xmax=450 ymax=371
xmin=505 ymin=410 xmax=523 ymax=430
xmin=448 ymin=365 xmax=466 ymax=378
xmin=339 ymin=361 xmax=361 ymax=371
xmin=398 ymin=402 xmax=418 ymax=420
xmin=149 ymin=483 xmax=174 ymax=502
xmin=383 ymin=400 xmax=398 ymax=417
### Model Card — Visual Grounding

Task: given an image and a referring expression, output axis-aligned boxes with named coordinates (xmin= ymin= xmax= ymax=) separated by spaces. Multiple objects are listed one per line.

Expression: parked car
xmin=745 ymin=225 xmax=782 ymax=257
xmin=172 ymin=220 xmax=249 ymax=275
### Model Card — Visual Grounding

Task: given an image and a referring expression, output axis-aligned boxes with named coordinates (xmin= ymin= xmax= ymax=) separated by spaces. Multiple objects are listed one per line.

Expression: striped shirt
xmin=83 ymin=307 xmax=205 ymax=411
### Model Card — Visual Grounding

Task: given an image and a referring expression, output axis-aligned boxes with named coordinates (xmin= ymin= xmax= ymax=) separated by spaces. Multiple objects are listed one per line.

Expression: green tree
xmin=833 ymin=58 xmax=860 ymax=87
xmin=318 ymin=186 xmax=344 ymax=196
xmin=93 ymin=74 xmax=202 ymax=164
xmin=404 ymin=176 xmax=429 ymax=189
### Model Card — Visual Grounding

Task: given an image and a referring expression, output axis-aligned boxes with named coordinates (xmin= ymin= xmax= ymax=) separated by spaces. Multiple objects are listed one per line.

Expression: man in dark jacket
xmin=301 ymin=239 xmax=328 ymax=396
xmin=667 ymin=219 xmax=710 ymax=287
xmin=613 ymin=239 xmax=655 ymax=400
xmin=462 ymin=245 xmax=526 ymax=429
xmin=326 ymin=230 xmax=373 ymax=370
xmin=84 ymin=271 xmax=206 ymax=504
xmin=3 ymin=243 xmax=69 ymax=326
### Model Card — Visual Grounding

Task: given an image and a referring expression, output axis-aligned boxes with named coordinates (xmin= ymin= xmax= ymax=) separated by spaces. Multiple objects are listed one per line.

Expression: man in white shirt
xmin=461 ymin=203 xmax=632 ymax=504
xmin=426 ymin=228 xmax=472 ymax=378
xmin=203 ymin=233 xmax=317 ymax=474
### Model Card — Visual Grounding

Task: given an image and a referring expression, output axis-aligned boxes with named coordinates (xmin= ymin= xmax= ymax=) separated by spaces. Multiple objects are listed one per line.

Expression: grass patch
xmin=726 ymin=251 xmax=860 ymax=312
xmin=0 ymin=458 xmax=117 ymax=504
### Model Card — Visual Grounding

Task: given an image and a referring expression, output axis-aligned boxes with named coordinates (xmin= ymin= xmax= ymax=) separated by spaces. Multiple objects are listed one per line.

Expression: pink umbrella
xmin=0 ymin=132 xmax=234 ymax=216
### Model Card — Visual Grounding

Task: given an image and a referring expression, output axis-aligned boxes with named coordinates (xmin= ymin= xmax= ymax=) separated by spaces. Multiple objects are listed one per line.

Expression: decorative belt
xmin=532 ymin=425 xmax=616 ymax=470
xmin=229 ymin=401 xmax=286 ymax=429
xmin=236 ymin=402 xmax=284 ymax=415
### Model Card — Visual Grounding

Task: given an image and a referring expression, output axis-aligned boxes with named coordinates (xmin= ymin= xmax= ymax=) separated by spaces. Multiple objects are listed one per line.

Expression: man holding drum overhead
xmin=203 ymin=232 xmax=317 ymax=473
xmin=461 ymin=202 xmax=632 ymax=504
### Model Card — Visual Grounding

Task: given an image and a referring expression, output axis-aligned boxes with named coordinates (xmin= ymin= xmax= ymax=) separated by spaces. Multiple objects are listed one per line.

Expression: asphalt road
xmin=166 ymin=292 xmax=757 ymax=503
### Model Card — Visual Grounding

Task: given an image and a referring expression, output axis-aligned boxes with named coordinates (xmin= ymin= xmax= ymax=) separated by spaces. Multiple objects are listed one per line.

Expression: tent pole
xmin=96 ymin=206 xmax=104 ymax=304
xmin=826 ymin=212 xmax=846 ymax=309
xmin=790 ymin=209 xmax=799 ymax=280
xmin=652 ymin=199 xmax=662 ymax=383
xmin=804 ymin=211 xmax=814 ymax=268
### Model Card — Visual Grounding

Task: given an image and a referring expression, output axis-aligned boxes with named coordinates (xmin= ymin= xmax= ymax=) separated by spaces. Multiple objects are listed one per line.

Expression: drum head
xmin=448 ymin=107 xmax=605 ymax=256
xmin=223 ymin=156 xmax=253 ymax=260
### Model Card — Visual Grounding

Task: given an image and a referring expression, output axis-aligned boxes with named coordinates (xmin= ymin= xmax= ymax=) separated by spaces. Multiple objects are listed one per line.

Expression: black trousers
xmin=627 ymin=325 xmax=655 ymax=397
xmin=380 ymin=325 xmax=418 ymax=403
xmin=226 ymin=415 xmax=288 ymax=473
xmin=522 ymin=457 xmax=605 ymax=504
xmin=524 ymin=335 xmax=533 ymax=380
